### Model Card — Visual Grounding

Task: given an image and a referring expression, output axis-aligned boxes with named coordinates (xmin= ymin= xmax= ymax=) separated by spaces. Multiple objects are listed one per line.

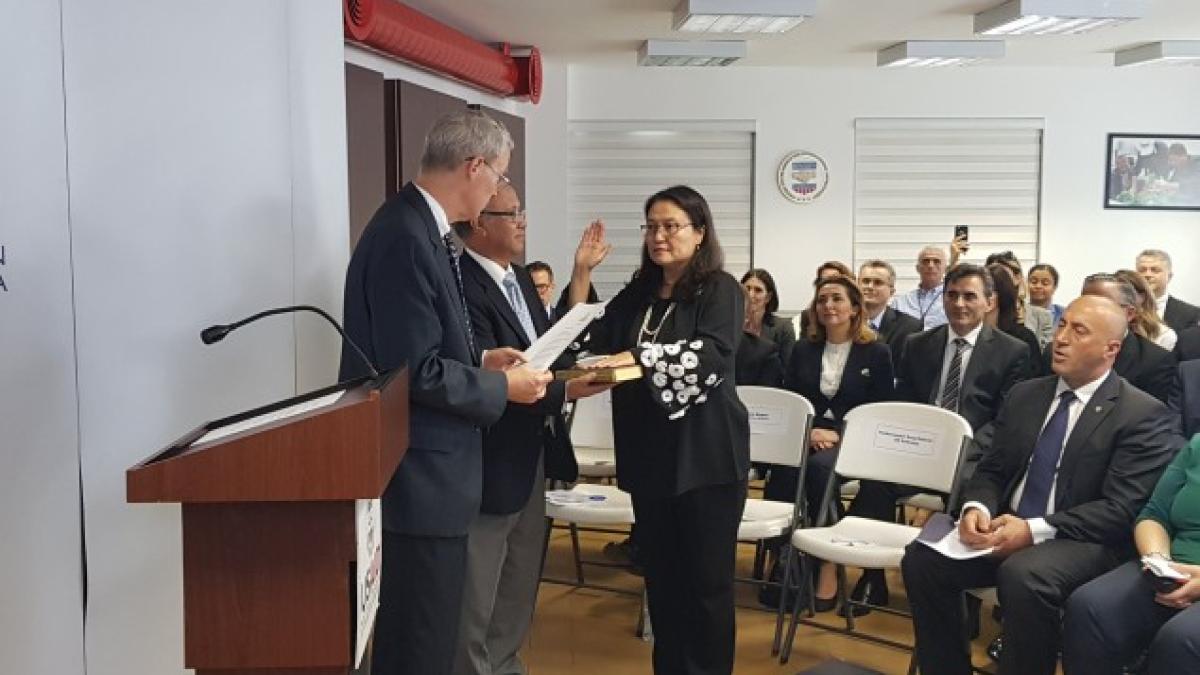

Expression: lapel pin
xmin=1095 ymin=406 xmax=1102 ymax=412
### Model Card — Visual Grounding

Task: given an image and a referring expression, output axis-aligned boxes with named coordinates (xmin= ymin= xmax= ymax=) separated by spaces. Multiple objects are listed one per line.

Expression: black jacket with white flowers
xmin=577 ymin=271 xmax=750 ymax=497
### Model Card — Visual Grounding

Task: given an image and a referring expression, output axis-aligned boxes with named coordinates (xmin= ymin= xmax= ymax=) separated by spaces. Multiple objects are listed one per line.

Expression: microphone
xmin=200 ymin=305 xmax=380 ymax=378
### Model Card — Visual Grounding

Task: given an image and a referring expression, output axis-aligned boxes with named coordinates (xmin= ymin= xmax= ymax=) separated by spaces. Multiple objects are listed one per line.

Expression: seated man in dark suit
xmin=858 ymin=259 xmax=922 ymax=371
xmin=453 ymin=185 xmax=611 ymax=675
xmin=1080 ymin=273 xmax=1179 ymax=405
xmin=846 ymin=264 xmax=1030 ymax=605
xmin=526 ymin=260 xmax=557 ymax=322
xmin=1176 ymin=325 xmax=1200 ymax=362
xmin=902 ymin=295 xmax=1177 ymax=675
xmin=1137 ymin=249 xmax=1200 ymax=333
xmin=1174 ymin=360 xmax=1200 ymax=441
xmin=340 ymin=110 xmax=552 ymax=675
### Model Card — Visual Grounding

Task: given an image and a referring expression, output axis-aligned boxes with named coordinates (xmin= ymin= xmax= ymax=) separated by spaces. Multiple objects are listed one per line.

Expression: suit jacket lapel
xmin=960 ymin=324 xmax=994 ymax=398
xmin=461 ymin=253 xmax=531 ymax=349
xmin=516 ymin=266 xmax=551 ymax=337
xmin=1053 ymin=372 xmax=1121 ymax=509
xmin=400 ymin=183 xmax=478 ymax=363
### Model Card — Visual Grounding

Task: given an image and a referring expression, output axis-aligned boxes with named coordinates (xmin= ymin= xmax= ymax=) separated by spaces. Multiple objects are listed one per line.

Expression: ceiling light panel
xmin=673 ymin=0 xmax=817 ymax=34
xmin=878 ymin=41 xmax=1006 ymax=68
xmin=1116 ymin=40 xmax=1200 ymax=67
xmin=974 ymin=0 xmax=1147 ymax=36
xmin=638 ymin=39 xmax=747 ymax=67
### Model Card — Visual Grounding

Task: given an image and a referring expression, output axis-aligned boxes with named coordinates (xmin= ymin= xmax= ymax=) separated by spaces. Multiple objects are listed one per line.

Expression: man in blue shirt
xmin=894 ymin=245 xmax=949 ymax=329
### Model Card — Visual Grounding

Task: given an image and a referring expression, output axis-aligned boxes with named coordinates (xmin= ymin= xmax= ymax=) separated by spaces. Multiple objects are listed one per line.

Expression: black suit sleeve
xmin=866 ymin=342 xmax=897 ymax=403
xmin=895 ymin=332 xmax=923 ymax=404
xmin=962 ymin=389 xmax=1029 ymax=515
xmin=373 ymin=237 xmax=506 ymax=427
xmin=1045 ymin=402 xmax=1176 ymax=546
xmin=1141 ymin=349 xmax=1180 ymax=406
xmin=974 ymin=340 xmax=1031 ymax=451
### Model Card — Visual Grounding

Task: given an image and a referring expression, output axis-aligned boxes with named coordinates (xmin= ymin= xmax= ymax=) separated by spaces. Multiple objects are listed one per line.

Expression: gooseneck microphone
xmin=200 ymin=305 xmax=380 ymax=378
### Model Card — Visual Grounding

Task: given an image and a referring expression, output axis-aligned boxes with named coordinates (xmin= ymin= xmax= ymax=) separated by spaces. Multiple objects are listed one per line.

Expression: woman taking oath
xmin=570 ymin=185 xmax=749 ymax=675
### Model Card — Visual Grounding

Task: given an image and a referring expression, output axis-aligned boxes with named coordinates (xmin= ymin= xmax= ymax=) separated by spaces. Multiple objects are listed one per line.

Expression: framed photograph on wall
xmin=1105 ymin=133 xmax=1200 ymax=211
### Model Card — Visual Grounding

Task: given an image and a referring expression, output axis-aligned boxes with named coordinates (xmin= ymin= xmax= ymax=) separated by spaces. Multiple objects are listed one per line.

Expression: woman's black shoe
xmin=813 ymin=595 xmax=838 ymax=613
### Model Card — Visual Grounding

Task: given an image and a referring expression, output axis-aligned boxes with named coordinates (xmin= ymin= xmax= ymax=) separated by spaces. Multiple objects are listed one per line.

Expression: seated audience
xmin=526 ymin=260 xmax=557 ymax=322
xmin=743 ymin=268 xmax=797 ymax=371
xmin=1137 ymin=249 xmax=1200 ymax=333
xmin=1028 ymin=263 xmax=1065 ymax=328
xmin=1063 ymin=433 xmax=1200 ymax=675
xmin=986 ymin=250 xmax=1054 ymax=349
xmin=1117 ymin=268 xmax=1178 ymax=351
xmin=1080 ymin=273 xmax=1179 ymax=406
xmin=895 ymin=245 xmax=950 ymax=329
xmin=794 ymin=261 xmax=856 ymax=338
xmin=760 ymin=275 xmax=894 ymax=610
xmin=847 ymin=264 xmax=1030 ymax=607
xmin=903 ymin=295 xmax=1177 ymax=675
xmin=988 ymin=262 xmax=1046 ymax=378
xmin=735 ymin=330 xmax=784 ymax=388
xmin=858 ymin=259 xmax=922 ymax=371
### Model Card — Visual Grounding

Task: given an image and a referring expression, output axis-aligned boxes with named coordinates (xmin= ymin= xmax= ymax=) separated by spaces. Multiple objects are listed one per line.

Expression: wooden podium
xmin=128 ymin=369 xmax=409 ymax=675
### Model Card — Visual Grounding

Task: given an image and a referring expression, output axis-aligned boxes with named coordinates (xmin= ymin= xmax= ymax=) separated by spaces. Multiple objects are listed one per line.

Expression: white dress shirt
xmin=413 ymin=183 xmax=451 ymax=239
xmin=894 ymin=286 xmax=948 ymax=330
xmin=962 ymin=370 xmax=1111 ymax=544
xmin=935 ymin=323 xmax=983 ymax=405
xmin=1156 ymin=293 xmax=1170 ymax=320
xmin=819 ymin=340 xmax=853 ymax=399
xmin=463 ymin=246 xmax=512 ymax=295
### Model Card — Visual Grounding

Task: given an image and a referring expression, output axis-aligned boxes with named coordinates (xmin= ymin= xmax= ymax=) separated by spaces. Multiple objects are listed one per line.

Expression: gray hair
xmin=1137 ymin=248 xmax=1173 ymax=272
xmin=420 ymin=110 xmax=514 ymax=173
xmin=860 ymin=259 xmax=897 ymax=286
xmin=1083 ymin=273 xmax=1138 ymax=308
xmin=918 ymin=245 xmax=946 ymax=261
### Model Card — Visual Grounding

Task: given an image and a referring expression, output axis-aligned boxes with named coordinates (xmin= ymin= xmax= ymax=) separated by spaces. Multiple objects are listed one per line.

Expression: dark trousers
xmin=902 ymin=537 xmax=1119 ymax=675
xmin=371 ymin=531 xmax=468 ymax=675
xmin=632 ymin=481 xmax=747 ymax=675
xmin=764 ymin=449 xmax=839 ymax=524
xmin=1063 ymin=560 xmax=1200 ymax=675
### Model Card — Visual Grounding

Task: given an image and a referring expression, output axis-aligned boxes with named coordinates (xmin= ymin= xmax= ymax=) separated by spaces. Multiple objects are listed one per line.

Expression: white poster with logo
xmin=355 ymin=498 xmax=383 ymax=667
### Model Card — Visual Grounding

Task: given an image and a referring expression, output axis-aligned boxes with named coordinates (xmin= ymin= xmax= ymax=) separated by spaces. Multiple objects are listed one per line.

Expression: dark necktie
xmin=939 ymin=338 xmax=969 ymax=411
xmin=1016 ymin=390 xmax=1077 ymax=519
xmin=442 ymin=233 xmax=477 ymax=358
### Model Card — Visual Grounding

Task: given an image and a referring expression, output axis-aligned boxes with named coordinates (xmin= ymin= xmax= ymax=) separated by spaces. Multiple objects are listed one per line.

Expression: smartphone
xmin=1144 ymin=567 xmax=1186 ymax=594
xmin=954 ymin=225 xmax=969 ymax=242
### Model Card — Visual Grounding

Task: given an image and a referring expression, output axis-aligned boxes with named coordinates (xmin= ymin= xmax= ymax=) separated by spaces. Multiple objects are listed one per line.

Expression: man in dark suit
xmin=526 ymin=260 xmax=557 ymax=322
xmin=902 ymin=295 xmax=1177 ymax=675
xmin=1178 ymin=325 xmax=1200 ymax=362
xmin=1137 ymin=249 xmax=1200 ymax=333
xmin=340 ymin=111 xmax=552 ymax=675
xmin=858 ymin=259 xmax=921 ymax=371
xmin=1174 ymin=360 xmax=1200 ymax=441
xmin=735 ymin=331 xmax=784 ymax=387
xmin=452 ymin=184 xmax=610 ymax=675
xmin=846 ymin=264 xmax=1030 ymax=604
xmin=1081 ymin=273 xmax=1179 ymax=405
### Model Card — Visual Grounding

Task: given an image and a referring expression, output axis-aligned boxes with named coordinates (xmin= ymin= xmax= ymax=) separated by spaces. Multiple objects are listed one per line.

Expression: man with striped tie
xmin=844 ymin=264 xmax=1031 ymax=607
xmin=902 ymin=295 xmax=1177 ymax=675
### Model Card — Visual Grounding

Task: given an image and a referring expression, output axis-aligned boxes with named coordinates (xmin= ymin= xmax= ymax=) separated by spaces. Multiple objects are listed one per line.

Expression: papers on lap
xmin=915 ymin=512 xmax=994 ymax=560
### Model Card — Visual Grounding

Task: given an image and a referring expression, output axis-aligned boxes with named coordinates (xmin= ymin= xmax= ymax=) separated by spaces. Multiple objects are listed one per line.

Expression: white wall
xmin=567 ymin=65 xmax=1200 ymax=311
xmin=55 ymin=2 xmax=349 ymax=674
xmin=0 ymin=3 xmax=87 ymax=674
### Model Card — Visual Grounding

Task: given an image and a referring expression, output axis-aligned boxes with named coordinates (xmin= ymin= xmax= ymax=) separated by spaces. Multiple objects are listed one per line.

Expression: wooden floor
xmin=523 ymin=521 xmax=1003 ymax=675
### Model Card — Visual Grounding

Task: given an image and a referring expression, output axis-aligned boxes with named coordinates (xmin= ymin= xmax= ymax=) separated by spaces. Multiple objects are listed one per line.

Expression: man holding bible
xmin=902 ymin=295 xmax=1177 ymax=675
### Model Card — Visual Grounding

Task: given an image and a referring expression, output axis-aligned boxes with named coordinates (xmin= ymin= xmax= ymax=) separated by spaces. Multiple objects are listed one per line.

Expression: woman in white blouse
xmin=761 ymin=275 xmax=895 ymax=611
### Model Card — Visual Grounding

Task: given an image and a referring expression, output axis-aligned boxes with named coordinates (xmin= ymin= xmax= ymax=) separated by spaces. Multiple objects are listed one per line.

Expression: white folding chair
xmin=735 ymin=386 xmax=815 ymax=655
xmin=779 ymin=401 xmax=973 ymax=663
xmin=542 ymin=390 xmax=637 ymax=596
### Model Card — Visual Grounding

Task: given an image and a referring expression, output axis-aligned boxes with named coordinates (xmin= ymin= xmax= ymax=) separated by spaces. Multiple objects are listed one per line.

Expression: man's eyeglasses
xmin=471 ymin=157 xmax=511 ymax=188
xmin=480 ymin=209 xmax=526 ymax=221
xmin=640 ymin=221 xmax=693 ymax=237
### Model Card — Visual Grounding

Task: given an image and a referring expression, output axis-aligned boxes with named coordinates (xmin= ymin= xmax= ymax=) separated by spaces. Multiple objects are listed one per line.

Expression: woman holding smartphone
xmin=570 ymin=185 xmax=749 ymax=675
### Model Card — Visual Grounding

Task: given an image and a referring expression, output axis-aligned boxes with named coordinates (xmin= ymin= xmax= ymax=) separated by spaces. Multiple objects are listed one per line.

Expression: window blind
xmin=853 ymin=118 xmax=1044 ymax=292
xmin=569 ymin=121 xmax=755 ymax=299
